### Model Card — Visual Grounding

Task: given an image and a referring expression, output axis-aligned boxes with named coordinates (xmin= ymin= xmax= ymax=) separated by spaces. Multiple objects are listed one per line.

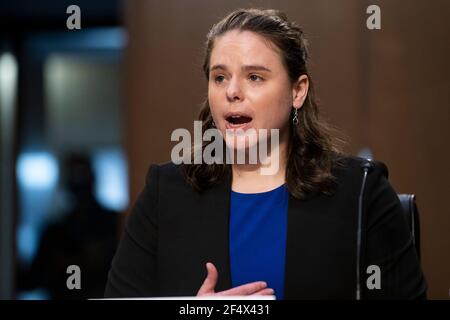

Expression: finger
xmin=197 ymin=262 xmax=218 ymax=295
xmin=250 ymin=288 xmax=274 ymax=296
xmin=216 ymin=281 xmax=267 ymax=296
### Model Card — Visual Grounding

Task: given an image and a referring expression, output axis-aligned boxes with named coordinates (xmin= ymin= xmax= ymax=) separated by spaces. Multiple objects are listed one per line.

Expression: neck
xmin=231 ymin=131 xmax=288 ymax=193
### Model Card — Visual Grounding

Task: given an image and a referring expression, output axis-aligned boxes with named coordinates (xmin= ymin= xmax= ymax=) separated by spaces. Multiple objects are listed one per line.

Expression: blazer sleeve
xmin=104 ymin=165 xmax=160 ymax=298
xmin=363 ymin=161 xmax=428 ymax=299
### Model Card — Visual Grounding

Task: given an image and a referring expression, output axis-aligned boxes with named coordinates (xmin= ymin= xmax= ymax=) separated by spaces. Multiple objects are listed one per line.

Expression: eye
xmin=249 ymin=74 xmax=263 ymax=82
xmin=214 ymin=75 xmax=225 ymax=83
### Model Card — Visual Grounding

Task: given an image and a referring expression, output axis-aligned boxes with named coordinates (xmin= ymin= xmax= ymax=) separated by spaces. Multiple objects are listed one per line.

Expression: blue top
xmin=229 ymin=184 xmax=289 ymax=300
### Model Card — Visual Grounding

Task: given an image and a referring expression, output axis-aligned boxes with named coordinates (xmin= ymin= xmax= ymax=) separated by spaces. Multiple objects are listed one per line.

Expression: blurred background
xmin=0 ymin=0 xmax=449 ymax=299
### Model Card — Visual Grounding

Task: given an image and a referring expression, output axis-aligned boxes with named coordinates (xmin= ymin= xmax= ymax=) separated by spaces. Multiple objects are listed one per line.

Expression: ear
xmin=292 ymin=75 xmax=309 ymax=109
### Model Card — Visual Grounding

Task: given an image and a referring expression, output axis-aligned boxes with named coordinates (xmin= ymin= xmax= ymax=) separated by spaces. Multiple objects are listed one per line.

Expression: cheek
xmin=208 ymin=87 xmax=221 ymax=118
xmin=263 ymin=109 xmax=290 ymax=130
xmin=254 ymin=91 xmax=292 ymax=129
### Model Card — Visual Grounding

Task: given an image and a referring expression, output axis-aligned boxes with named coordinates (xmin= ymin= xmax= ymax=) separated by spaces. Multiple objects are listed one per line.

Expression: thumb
xmin=197 ymin=262 xmax=218 ymax=295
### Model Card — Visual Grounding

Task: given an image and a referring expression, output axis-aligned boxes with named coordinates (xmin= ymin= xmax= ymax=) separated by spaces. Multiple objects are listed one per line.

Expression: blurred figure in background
xmin=20 ymin=153 xmax=119 ymax=299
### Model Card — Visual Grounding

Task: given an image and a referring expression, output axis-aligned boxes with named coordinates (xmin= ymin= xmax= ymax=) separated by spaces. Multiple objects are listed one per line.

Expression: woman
xmin=105 ymin=8 xmax=427 ymax=299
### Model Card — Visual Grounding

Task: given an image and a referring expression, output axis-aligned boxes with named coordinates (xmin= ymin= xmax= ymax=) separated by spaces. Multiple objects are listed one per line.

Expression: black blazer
xmin=104 ymin=154 xmax=427 ymax=299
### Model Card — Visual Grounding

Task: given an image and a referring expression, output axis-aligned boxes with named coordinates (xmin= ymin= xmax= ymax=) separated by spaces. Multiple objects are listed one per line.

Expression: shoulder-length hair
xmin=183 ymin=8 xmax=346 ymax=200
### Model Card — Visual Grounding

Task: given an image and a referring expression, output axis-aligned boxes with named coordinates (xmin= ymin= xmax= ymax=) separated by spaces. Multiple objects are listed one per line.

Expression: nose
xmin=226 ymin=77 xmax=244 ymax=102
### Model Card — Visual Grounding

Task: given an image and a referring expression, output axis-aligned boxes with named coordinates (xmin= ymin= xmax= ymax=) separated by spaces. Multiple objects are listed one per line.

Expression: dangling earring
xmin=211 ymin=120 xmax=216 ymax=128
xmin=292 ymin=107 xmax=299 ymax=125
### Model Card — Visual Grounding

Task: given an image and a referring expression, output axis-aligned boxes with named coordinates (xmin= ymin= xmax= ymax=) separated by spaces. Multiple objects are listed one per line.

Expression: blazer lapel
xmin=197 ymin=179 xmax=310 ymax=297
xmin=198 ymin=179 xmax=306 ymax=297
xmin=283 ymin=193 xmax=356 ymax=299
xmin=197 ymin=172 xmax=233 ymax=292
xmin=284 ymin=194 xmax=324 ymax=299
xmin=196 ymin=176 xmax=335 ymax=298
xmin=284 ymin=194 xmax=304 ymax=299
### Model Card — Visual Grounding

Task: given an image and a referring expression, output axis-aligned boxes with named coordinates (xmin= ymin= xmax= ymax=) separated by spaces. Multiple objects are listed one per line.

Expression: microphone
xmin=356 ymin=159 xmax=374 ymax=300
xmin=361 ymin=161 xmax=374 ymax=173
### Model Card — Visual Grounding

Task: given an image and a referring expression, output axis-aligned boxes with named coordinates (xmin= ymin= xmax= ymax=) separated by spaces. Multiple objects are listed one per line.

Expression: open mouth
xmin=226 ymin=114 xmax=253 ymax=126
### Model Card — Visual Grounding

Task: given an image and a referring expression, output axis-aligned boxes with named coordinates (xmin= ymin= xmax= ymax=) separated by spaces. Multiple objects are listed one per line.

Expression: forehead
xmin=210 ymin=30 xmax=283 ymax=68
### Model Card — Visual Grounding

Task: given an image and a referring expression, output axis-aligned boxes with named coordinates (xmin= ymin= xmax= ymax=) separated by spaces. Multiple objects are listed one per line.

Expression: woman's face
xmin=208 ymin=30 xmax=307 ymax=151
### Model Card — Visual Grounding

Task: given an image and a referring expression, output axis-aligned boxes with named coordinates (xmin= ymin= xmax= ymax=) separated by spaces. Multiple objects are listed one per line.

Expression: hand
xmin=196 ymin=262 xmax=274 ymax=296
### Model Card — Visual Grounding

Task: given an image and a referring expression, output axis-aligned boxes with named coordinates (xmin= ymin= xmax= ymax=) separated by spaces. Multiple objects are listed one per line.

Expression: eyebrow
xmin=210 ymin=64 xmax=272 ymax=73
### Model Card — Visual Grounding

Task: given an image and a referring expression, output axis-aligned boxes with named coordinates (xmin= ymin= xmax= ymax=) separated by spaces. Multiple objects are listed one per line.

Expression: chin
xmin=224 ymin=133 xmax=259 ymax=153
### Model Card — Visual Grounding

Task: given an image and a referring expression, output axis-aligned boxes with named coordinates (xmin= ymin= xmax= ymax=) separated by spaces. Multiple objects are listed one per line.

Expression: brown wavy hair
xmin=183 ymin=8 xmax=346 ymax=200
